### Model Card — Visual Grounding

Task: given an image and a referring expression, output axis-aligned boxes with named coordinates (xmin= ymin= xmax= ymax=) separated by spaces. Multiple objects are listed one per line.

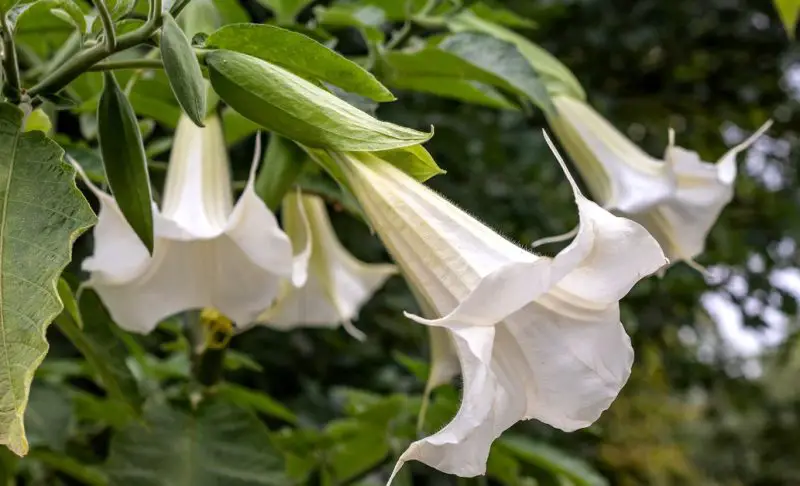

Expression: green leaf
xmin=206 ymin=24 xmax=395 ymax=102
xmin=104 ymin=0 xmax=134 ymax=20
xmin=775 ymin=0 xmax=800 ymax=38
xmin=54 ymin=288 xmax=142 ymax=413
xmin=468 ymin=2 xmax=536 ymax=29
xmin=448 ymin=10 xmax=585 ymax=99
xmin=0 ymin=103 xmax=95 ymax=456
xmin=128 ymin=71 xmax=182 ymax=128
xmin=313 ymin=4 xmax=386 ymax=28
xmin=498 ymin=435 xmax=609 ymax=486
xmin=255 ymin=134 xmax=307 ymax=210
xmin=106 ymin=399 xmax=288 ymax=485
xmin=221 ymin=106 xmax=260 ymax=145
xmin=438 ymin=32 xmax=553 ymax=115
xmin=377 ymin=143 xmax=444 ymax=182
xmin=161 ymin=12 xmax=207 ymax=126
xmin=28 ymin=449 xmax=108 ymax=486
xmin=207 ymin=50 xmax=431 ymax=151
xmin=388 ymin=76 xmax=517 ymax=110
xmin=215 ymin=383 xmax=298 ymax=424
xmin=97 ymin=72 xmax=154 ymax=253
xmin=256 ymin=0 xmax=312 ymax=24
xmin=24 ymin=382 xmax=73 ymax=451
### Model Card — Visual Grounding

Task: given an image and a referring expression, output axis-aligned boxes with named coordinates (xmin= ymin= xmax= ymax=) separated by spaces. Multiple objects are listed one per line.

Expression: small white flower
xmin=328 ymin=136 xmax=668 ymax=481
xmin=549 ymin=94 xmax=771 ymax=264
xmin=73 ymin=114 xmax=300 ymax=333
xmin=259 ymin=192 xmax=397 ymax=340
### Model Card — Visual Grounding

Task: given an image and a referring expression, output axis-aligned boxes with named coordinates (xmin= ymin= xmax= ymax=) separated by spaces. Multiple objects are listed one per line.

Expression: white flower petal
xmin=550 ymin=95 xmax=676 ymax=213
xmin=264 ymin=193 xmax=396 ymax=330
xmin=637 ymin=120 xmax=772 ymax=262
xmin=160 ymin=115 xmax=233 ymax=238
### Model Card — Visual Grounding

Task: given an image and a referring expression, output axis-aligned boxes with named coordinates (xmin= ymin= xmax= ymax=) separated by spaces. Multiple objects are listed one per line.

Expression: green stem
xmin=94 ymin=0 xmax=117 ymax=50
xmin=89 ymin=58 xmax=165 ymax=71
xmin=28 ymin=0 xmax=163 ymax=97
xmin=0 ymin=14 xmax=21 ymax=103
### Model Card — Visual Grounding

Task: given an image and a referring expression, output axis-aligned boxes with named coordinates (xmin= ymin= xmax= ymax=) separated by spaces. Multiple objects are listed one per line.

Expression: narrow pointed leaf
xmin=106 ymin=399 xmax=288 ymax=485
xmin=775 ymin=0 xmax=800 ymax=38
xmin=54 ymin=286 xmax=142 ymax=413
xmin=161 ymin=12 xmax=207 ymax=127
xmin=0 ymin=103 xmax=95 ymax=456
xmin=206 ymin=23 xmax=394 ymax=102
xmin=206 ymin=50 xmax=431 ymax=151
xmin=97 ymin=72 xmax=154 ymax=253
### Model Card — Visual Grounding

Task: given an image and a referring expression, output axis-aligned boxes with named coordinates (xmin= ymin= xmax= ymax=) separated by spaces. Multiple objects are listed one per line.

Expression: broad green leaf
xmin=215 ymin=382 xmax=298 ymax=424
xmin=0 ymin=103 xmax=95 ymax=456
xmin=206 ymin=24 xmax=395 ymax=102
xmin=321 ymin=422 xmax=388 ymax=485
xmin=388 ymin=75 xmax=517 ymax=110
xmin=73 ymin=391 xmax=135 ymax=429
xmin=11 ymin=0 xmax=87 ymax=33
xmin=54 ymin=288 xmax=142 ymax=413
xmin=775 ymin=0 xmax=800 ymax=38
xmin=255 ymin=134 xmax=307 ymax=210
xmin=97 ymin=72 xmax=154 ymax=253
xmin=498 ymin=435 xmax=609 ymax=486
xmin=352 ymin=0 xmax=428 ymax=20
xmin=448 ymin=10 xmax=585 ymax=99
xmin=106 ymin=399 xmax=288 ymax=485
xmin=256 ymin=0 xmax=312 ymax=24
xmin=439 ymin=32 xmax=554 ymax=115
xmin=28 ymin=449 xmax=107 ymax=486
xmin=161 ymin=12 xmax=207 ymax=126
xmin=24 ymin=382 xmax=73 ymax=451
xmin=206 ymin=50 xmax=432 ymax=151
xmin=313 ymin=4 xmax=385 ymax=28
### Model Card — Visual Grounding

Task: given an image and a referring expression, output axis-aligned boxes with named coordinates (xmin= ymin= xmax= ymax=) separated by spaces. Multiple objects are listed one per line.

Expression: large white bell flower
xmin=548 ymin=95 xmax=676 ymax=214
xmin=74 ymin=114 xmax=299 ymax=334
xmin=259 ymin=192 xmax=397 ymax=339
xmin=328 ymin=136 xmax=668 ymax=481
xmin=549 ymin=94 xmax=771 ymax=265
xmin=632 ymin=122 xmax=772 ymax=263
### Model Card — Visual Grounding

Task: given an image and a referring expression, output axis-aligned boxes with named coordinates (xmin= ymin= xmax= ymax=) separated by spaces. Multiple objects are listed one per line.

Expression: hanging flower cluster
xmin=72 ymin=35 xmax=770 ymax=485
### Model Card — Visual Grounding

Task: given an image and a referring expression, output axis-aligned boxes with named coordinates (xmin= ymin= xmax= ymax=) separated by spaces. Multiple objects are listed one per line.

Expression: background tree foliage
xmin=1 ymin=0 xmax=797 ymax=485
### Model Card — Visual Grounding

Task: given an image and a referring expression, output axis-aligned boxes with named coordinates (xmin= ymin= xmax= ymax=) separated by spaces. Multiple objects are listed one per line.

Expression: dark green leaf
xmin=255 ymin=0 xmax=312 ymax=24
xmin=206 ymin=24 xmax=395 ymax=102
xmin=106 ymin=399 xmax=288 ymax=485
xmin=0 ymin=103 xmax=95 ymax=456
xmin=54 ymin=288 xmax=142 ymax=413
xmin=128 ymin=71 xmax=182 ymax=128
xmin=255 ymin=134 xmax=306 ymax=210
xmin=215 ymin=383 xmax=298 ymax=424
xmin=499 ymin=435 xmax=609 ymax=486
xmin=207 ymin=50 xmax=431 ymax=151
xmin=24 ymin=382 xmax=73 ymax=451
xmin=27 ymin=450 xmax=108 ymax=486
xmin=97 ymin=72 xmax=154 ymax=253
xmin=439 ymin=32 xmax=554 ymax=114
xmin=388 ymin=75 xmax=517 ymax=109
xmin=161 ymin=12 xmax=207 ymax=126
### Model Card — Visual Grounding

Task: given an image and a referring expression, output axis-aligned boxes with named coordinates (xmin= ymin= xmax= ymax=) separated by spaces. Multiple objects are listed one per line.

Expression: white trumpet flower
xmin=259 ymin=192 xmax=397 ymax=339
xmin=74 ymin=114 xmax=300 ymax=334
xmin=549 ymin=94 xmax=772 ymax=264
xmin=632 ymin=123 xmax=773 ymax=263
xmin=329 ymin=136 xmax=668 ymax=481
